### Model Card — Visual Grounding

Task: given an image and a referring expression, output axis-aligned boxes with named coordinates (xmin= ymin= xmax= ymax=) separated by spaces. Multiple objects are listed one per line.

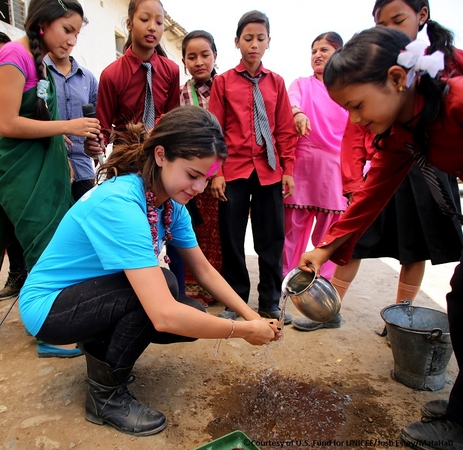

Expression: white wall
xmin=73 ymin=0 xmax=129 ymax=79
xmin=0 ymin=21 xmax=23 ymax=40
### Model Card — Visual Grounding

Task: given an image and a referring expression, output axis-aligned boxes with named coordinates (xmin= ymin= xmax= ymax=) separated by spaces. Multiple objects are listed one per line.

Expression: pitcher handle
xmin=307 ymin=263 xmax=318 ymax=277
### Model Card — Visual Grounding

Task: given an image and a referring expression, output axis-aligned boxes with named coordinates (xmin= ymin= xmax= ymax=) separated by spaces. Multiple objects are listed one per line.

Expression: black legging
xmin=36 ymin=268 xmax=205 ymax=369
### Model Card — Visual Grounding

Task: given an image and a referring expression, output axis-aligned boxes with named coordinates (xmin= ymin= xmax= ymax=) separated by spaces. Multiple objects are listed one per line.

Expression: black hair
xmin=181 ymin=30 xmax=218 ymax=78
xmin=0 ymin=32 xmax=11 ymax=44
xmin=124 ymin=0 xmax=167 ymax=57
xmin=372 ymin=0 xmax=455 ymax=64
xmin=311 ymin=31 xmax=343 ymax=50
xmin=99 ymin=105 xmax=227 ymax=194
xmin=24 ymin=0 xmax=84 ymax=121
xmin=236 ymin=10 xmax=270 ymax=39
xmin=324 ymin=26 xmax=448 ymax=155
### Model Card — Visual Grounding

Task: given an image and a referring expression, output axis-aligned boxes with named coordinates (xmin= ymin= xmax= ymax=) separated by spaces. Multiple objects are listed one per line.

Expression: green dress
xmin=0 ymin=70 xmax=73 ymax=270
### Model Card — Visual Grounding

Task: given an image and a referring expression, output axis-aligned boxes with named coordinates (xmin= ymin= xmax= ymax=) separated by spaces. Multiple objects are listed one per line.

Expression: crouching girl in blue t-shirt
xmin=19 ymin=106 xmax=281 ymax=437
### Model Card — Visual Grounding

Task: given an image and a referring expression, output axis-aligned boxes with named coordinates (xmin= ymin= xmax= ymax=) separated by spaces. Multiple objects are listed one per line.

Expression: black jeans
xmin=219 ymin=170 xmax=284 ymax=309
xmin=446 ymin=250 xmax=463 ymax=425
xmin=36 ymin=268 xmax=205 ymax=369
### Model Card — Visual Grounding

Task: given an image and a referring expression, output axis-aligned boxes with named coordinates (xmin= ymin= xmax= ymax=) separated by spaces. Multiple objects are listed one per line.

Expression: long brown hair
xmin=98 ymin=106 xmax=227 ymax=194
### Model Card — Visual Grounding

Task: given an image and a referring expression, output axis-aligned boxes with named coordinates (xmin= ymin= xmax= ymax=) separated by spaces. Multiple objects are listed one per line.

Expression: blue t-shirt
xmin=19 ymin=173 xmax=197 ymax=335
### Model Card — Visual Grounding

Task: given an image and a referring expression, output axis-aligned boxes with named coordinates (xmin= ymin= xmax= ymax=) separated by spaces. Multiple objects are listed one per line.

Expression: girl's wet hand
xmin=244 ymin=319 xmax=279 ymax=345
xmin=264 ymin=319 xmax=282 ymax=341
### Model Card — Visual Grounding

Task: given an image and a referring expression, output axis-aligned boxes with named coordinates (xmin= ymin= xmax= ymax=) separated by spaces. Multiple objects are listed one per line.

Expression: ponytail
xmin=411 ymin=74 xmax=448 ymax=154
xmin=426 ymin=19 xmax=455 ymax=64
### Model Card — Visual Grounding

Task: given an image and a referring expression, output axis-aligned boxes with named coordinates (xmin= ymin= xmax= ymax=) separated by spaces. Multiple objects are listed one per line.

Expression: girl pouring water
xmin=298 ymin=26 xmax=463 ymax=448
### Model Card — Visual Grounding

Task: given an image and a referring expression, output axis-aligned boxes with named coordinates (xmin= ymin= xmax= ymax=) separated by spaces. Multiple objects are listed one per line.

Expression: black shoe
xmin=421 ymin=400 xmax=448 ymax=420
xmin=0 ymin=271 xmax=27 ymax=301
xmin=258 ymin=308 xmax=293 ymax=325
xmin=292 ymin=313 xmax=342 ymax=332
xmin=401 ymin=417 xmax=463 ymax=449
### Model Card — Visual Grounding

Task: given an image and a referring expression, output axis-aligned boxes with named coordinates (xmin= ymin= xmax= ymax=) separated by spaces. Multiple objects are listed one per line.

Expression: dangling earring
xmin=39 ymin=27 xmax=44 ymax=35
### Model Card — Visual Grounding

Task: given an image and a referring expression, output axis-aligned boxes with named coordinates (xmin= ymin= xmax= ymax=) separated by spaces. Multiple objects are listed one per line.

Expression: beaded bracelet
xmin=226 ymin=318 xmax=235 ymax=339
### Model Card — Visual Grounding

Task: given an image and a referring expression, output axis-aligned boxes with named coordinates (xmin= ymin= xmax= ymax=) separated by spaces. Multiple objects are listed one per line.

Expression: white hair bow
xmin=397 ymin=39 xmax=445 ymax=87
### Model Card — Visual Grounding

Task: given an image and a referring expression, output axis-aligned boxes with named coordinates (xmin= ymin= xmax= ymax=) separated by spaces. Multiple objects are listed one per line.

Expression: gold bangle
xmin=226 ymin=318 xmax=235 ymax=339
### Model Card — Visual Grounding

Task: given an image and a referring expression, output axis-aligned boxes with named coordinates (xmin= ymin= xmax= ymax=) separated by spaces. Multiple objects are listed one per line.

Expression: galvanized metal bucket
xmin=380 ymin=301 xmax=453 ymax=391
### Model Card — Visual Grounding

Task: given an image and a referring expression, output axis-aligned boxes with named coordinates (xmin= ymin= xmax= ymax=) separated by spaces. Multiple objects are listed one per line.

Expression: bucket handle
xmin=399 ymin=299 xmax=413 ymax=306
xmin=428 ymin=328 xmax=443 ymax=342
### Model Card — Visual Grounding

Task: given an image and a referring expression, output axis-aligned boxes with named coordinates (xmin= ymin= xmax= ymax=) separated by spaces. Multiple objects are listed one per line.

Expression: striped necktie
xmin=241 ymin=71 xmax=277 ymax=170
xmin=406 ymin=143 xmax=463 ymax=224
xmin=142 ymin=62 xmax=155 ymax=131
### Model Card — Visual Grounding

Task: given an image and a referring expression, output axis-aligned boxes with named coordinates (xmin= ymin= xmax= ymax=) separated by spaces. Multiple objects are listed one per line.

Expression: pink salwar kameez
xmin=284 ymin=76 xmax=348 ymax=278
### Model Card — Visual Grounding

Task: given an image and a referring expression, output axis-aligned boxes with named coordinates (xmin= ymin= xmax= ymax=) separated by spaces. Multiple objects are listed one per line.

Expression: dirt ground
xmin=0 ymin=239 xmax=459 ymax=450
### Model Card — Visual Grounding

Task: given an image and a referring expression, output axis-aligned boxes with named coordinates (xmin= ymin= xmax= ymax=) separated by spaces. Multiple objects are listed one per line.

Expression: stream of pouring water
xmin=278 ymin=294 xmax=289 ymax=328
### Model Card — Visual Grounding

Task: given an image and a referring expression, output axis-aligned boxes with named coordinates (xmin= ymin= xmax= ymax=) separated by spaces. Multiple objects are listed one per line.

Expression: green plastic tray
xmin=194 ymin=430 xmax=260 ymax=450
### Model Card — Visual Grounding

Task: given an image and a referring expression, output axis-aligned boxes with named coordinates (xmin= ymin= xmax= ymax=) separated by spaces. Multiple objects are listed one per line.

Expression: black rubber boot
xmin=83 ymin=346 xmax=167 ymax=436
